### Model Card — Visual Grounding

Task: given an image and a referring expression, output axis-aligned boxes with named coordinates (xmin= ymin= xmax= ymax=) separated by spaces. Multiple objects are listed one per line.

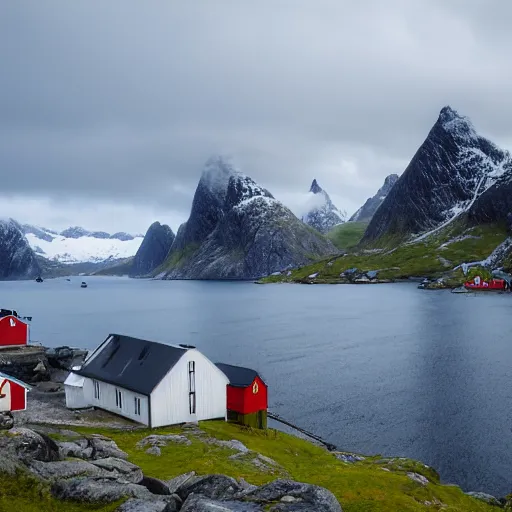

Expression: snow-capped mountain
xmin=301 ymin=179 xmax=346 ymax=234
xmin=159 ymin=156 xmax=336 ymax=279
xmin=21 ymin=225 xmax=144 ymax=264
xmin=350 ymin=174 xmax=399 ymax=222
xmin=0 ymin=219 xmax=40 ymax=279
xmin=362 ymin=106 xmax=512 ymax=243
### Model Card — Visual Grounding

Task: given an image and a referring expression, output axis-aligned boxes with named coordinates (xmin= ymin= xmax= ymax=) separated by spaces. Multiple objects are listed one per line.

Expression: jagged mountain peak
xmin=362 ymin=106 xmax=512 ymax=243
xmin=437 ymin=105 xmax=478 ymax=141
xmin=309 ymin=179 xmax=322 ymax=194
xmin=302 ymin=180 xmax=346 ymax=234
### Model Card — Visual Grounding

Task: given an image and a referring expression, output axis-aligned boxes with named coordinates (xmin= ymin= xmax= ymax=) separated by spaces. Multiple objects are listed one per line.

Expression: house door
xmin=188 ymin=361 xmax=196 ymax=418
xmin=0 ymin=379 xmax=11 ymax=412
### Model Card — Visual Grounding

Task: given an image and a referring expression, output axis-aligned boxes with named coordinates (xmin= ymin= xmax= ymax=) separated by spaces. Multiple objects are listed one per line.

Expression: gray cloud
xmin=1 ymin=0 xmax=512 ymax=231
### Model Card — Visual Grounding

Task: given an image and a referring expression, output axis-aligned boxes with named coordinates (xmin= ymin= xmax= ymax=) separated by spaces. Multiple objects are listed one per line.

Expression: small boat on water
xmin=452 ymin=286 xmax=469 ymax=294
xmin=81 ymin=282 xmax=88 ymax=288
xmin=35 ymin=276 xmax=43 ymax=283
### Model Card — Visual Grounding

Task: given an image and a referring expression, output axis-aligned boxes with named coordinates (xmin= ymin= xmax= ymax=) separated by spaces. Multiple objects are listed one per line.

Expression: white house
xmin=66 ymin=334 xmax=229 ymax=427
xmin=64 ymin=368 xmax=89 ymax=410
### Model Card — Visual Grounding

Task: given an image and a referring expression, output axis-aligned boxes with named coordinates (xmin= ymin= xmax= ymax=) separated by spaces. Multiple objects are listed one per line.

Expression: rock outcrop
xmin=130 ymin=222 xmax=175 ymax=277
xmin=302 ymin=179 xmax=346 ymax=234
xmin=0 ymin=219 xmax=40 ymax=279
xmin=350 ymin=174 xmax=399 ymax=223
xmin=362 ymin=106 xmax=512 ymax=244
xmin=158 ymin=156 xmax=336 ymax=280
xmin=0 ymin=426 xmax=343 ymax=512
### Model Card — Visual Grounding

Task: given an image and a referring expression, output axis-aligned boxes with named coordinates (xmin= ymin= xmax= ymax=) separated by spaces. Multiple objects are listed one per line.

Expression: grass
xmin=28 ymin=421 xmax=493 ymax=512
xmin=262 ymin=222 xmax=508 ymax=284
xmin=327 ymin=222 xmax=368 ymax=250
xmin=1 ymin=421 xmax=497 ymax=511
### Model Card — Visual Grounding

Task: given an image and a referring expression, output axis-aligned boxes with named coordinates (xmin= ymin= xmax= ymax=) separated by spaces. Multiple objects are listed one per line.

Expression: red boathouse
xmin=0 ymin=372 xmax=31 ymax=412
xmin=216 ymin=363 xmax=268 ymax=429
xmin=464 ymin=276 xmax=506 ymax=291
xmin=0 ymin=310 xmax=29 ymax=347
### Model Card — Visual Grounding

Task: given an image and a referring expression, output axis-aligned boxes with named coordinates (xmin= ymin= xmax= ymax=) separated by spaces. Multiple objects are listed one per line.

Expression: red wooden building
xmin=464 ymin=277 xmax=506 ymax=291
xmin=0 ymin=371 xmax=31 ymax=412
xmin=0 ymin=309 xmax=29 ymax=347
xmin=216 ymin=363 xmax=268 ymax=429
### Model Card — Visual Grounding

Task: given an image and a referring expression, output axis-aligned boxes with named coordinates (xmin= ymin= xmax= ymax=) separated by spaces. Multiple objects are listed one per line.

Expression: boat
xmin=81 ymin=282 xmax=88 ymax=288
xmin=451 ymin=286 xmax=469 ymax=294
xmin=35 ymin=276 xmax=43 ymax=283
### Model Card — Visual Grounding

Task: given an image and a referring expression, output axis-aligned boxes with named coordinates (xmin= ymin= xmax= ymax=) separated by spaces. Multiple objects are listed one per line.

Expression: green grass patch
xmin=0 ymin=471 xmax=121 ymax=512
xmin=327 ymin=222 xmax=368 ymax=250
xmin=57 ymin=421 xmax=496 ymax=512
xmin=262 ymin=223 xmax=508 ymax=284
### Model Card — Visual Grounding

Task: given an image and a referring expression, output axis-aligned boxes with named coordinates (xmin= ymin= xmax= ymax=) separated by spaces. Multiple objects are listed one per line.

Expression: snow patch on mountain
xmin=301 ymin=179 xmax=346 ymax=234
xmin=22 ymin=225 xmax=143 ymax=264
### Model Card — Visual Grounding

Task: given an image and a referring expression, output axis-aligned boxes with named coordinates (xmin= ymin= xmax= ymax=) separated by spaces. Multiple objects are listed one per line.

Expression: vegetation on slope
xmin=92 ymin=257 xmax=134 ymax=276
xmin=327 ymin=222 xmax=368 ymax=250
xmin=262 ymin=222 xmax=508 ymax=284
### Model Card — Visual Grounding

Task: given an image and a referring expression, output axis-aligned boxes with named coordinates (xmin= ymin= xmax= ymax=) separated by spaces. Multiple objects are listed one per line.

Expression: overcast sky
xmin=1 ymin=0 xmax=512 ymax=233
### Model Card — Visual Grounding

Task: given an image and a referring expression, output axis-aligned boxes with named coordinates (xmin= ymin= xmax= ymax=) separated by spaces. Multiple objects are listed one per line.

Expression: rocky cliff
xmin=350 ymin=174 xmax=399 ymax=223
xmin=130 ymin=222 xmax=175 ymax=277
xmin=158 ymin=156 xmax=336 ymax=280
xmin=302 ymin=179 xmax=346 ymax=234
xmin=0 ymin=219 xmax=40 ymax=279
xmin=362 ymin=106 xmax=512 ymax=244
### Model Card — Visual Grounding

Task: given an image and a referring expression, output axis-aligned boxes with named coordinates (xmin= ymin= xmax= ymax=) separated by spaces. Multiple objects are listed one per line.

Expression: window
xmin=134 ymin=397 xmax=141 ymax=416
xmin=93 ymin=380 xmax=100 ymax=400
xmin=115 ymin=388 xmax=123 ymax=409
xmin=188 ymin=361 xmax=196 ymax=414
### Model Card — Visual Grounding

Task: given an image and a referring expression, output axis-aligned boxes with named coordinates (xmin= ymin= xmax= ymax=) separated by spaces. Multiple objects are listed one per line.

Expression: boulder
xmin=407 ymin=472 xmax=429 ymax=486
xmin=242 ymin=479 xmax=342 ymax=512
xmin=146 ymin=446 xmax=161 ymax=456
xmin=140 ymin=476 xmax=172 ymax=495
xmin=117 ymin=499 xmax=180 ymax=512
xmin=58 ymin=439 xmax=94 ymax=460
xmin=5 ymin=428 xmax=60 ymax=463
xmin=136 ymin=434 xmax=191 ymax=449
xmin=181 ymin=495 xmax=261 ymax=511
xmin=90 ymin=457 xmax=143 ymax=484
xmin=176 ymin=474 xmax=242 ymax=501
xmin=89 ymin=435 xmax=129 ymax=460
xmin=166 ymin=471 xmax=196 ymax=494
xmin=51 ymin=476 xmax=158 ymax=503
xmin=0 ymin=412 xmax=14 ymax=430
xmin=465 ymin=492 xmax=501 ymax=506
xmin=0 ymin=452 xmax=24 ymax=475
xmin=29 ymin=459 xmax=105 ymax=481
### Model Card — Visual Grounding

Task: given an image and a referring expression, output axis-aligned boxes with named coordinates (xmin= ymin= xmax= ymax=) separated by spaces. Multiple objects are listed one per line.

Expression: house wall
xmin=150 ymin=349 xmax=229 ymax=428
xmin=0 ymin=316 xmax=28 ymax=347
xmin=83 ymin=377 xmax=150 ymax=425
xmin=226 ymin=377 xmax=268 ymax=415
xmin=65 ymin=385 xmax=90 ymax=409
xmin=0 ymin=379 xmax=26 ymax=412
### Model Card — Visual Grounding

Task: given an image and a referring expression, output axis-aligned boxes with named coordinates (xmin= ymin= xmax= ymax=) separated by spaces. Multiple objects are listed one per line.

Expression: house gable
xmin=150 ymin=349 xmax=229 ymax=428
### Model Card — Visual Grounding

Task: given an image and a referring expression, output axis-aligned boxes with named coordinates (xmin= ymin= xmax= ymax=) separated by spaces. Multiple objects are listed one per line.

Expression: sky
xmin=1 ymin=0 xmax=512 ymax=233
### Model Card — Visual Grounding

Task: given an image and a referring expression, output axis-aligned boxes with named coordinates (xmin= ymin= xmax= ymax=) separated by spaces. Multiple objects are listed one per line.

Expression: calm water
xmin=3 ymin=276 xmax=512 ymax=496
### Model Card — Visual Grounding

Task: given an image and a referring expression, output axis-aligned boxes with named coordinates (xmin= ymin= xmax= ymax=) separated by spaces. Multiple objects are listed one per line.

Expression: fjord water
xmin=4 ymin=277 xmax=512 ymax=496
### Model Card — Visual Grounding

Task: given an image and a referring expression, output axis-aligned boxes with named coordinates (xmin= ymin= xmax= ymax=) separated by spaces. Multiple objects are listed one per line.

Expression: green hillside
xmin=327 ymin=222 xmax=368 ymax=250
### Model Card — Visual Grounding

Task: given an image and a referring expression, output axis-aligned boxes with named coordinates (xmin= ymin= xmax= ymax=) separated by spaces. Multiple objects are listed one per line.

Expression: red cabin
xmin=0 ymin=310 xmax=29 ymax=347
xmin=216 ymin=363 xmax=268 ymax=429
xmin=0 ymin=372 xmax=31 ymax=412
xmin=464 ymin=277 xmax=506 ymax=291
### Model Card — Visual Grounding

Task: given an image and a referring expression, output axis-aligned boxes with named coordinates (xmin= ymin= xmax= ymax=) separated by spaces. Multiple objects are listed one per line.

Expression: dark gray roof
xmin=215 ymin=363 xmax=265 ymax=388
xmin=75 ymin=334 xmax=187 ymax=395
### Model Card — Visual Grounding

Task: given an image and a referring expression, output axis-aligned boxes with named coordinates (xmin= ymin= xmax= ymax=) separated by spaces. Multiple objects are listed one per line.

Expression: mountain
xmin=350 ymin=174 xmax=399 ymax=222
xmin=301 ymin=179 xmax=346 ymax=234
xmin=22 ymin=225 xmax=144 ymax=264
xmin=157 ymin=156 xmax=336 ymax=280
xmin=0 ymin=219 xmax=40 ymax=279
xmin=362 ymin=106 xmax=512 ymax=244
xmin=130 ymin=222 xmax=175 ymax=277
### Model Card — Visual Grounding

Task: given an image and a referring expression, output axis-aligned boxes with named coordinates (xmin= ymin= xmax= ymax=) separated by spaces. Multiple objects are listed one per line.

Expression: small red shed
xmin=0 ymin=310 xmax=29 ymax=347
xmin=216 ymin=363 xmax=268 ymax=429
xmin=0 ymin=371 xmax=31 ymax=412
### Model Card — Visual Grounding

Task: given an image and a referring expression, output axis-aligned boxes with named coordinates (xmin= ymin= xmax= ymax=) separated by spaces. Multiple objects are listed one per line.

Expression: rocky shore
xmin=1 ymin=424 xmax=343 ymax=511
